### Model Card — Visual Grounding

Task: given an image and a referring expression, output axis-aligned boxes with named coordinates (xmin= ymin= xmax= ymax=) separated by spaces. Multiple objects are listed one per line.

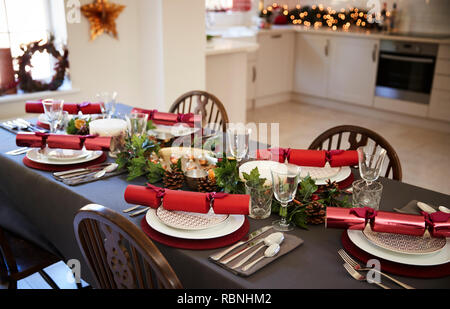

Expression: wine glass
xmin=270 ymin=164 xmax=302 ymax=231
xmin=42 ymin=99 xmax=64 ymax=133
xmin=357 ymin=145 xmax=387 ymax=186
xmin=97 ymin=91 xmax=117 ymax=119
xmin=227 ymin=127 xmax=250 ymax=163
xmin=126 ymin=112 xmax=149 ymax=137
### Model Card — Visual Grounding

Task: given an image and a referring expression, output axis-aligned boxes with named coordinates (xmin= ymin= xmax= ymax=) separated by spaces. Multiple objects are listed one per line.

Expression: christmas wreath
xmin=17 ymin=35 xmax=69 ymax=93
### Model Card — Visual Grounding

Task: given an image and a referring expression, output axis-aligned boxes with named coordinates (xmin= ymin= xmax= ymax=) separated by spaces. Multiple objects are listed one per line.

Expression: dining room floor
xmin=246 ymin=101 xmax=450 ymax=196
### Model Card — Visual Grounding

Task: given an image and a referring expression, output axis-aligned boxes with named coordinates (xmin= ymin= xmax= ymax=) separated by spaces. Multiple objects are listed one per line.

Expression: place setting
xmin=324 ymin=145 xmax=450 ymax=288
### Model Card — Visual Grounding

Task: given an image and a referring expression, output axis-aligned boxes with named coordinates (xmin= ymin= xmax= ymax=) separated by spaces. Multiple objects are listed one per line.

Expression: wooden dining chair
xmin=169 ymin=90 xmax=229 ymax=132
xmin=308 ymin=125 xmax=402 ymax=181
xmin=73 ymin=204 xmax=182 ymax=289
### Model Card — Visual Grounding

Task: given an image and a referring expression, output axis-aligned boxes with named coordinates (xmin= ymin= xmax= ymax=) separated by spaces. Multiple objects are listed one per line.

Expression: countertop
xmin=207 ymin=25 xmax=450 ymax=44
xmin=205 ymin=37 xmax=259 ymax=56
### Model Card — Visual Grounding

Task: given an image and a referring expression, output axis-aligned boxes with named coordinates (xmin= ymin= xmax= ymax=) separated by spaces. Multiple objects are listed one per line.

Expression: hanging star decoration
xmin=81 ymin=0 xmax=125 ymax=41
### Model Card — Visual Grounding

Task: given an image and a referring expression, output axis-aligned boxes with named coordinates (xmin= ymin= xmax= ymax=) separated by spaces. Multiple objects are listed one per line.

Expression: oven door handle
xmin=380 ymin=53 xmax=434 ymax=64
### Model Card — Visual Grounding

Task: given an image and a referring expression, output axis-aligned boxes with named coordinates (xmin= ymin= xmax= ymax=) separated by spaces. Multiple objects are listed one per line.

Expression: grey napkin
xmin=209 ymin=233 xmax=303 ymax=277
xmin=394 ymin=200 xmax=438 ymax=215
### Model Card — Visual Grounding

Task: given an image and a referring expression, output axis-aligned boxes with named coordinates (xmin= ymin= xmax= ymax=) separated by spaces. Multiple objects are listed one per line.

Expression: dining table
xmin=0 ymin=103 xmax=449 ymax=289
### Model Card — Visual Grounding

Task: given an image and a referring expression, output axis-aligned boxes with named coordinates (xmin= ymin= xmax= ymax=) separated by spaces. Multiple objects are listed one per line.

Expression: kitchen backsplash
xmin=261 ymin=0 xmax=450 ymax=34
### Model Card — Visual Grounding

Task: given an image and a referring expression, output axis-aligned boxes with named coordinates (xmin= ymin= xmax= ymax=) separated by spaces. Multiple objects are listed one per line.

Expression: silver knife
xmin=220 ymin=237 xmax=266 ymax=265
xmin=210 ymin=225 xmax=272 ymax=261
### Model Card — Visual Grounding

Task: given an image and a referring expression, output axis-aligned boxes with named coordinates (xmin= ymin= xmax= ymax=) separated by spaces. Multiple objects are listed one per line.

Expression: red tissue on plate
xmin=130 ymin=108 xmax=201 ymax=128
xmin=325 ymin=206 xmax=450 ymax=238
xmin=124 ymin=184 xmax=250 ymax=215
xmin=25 ymin=101 xmax=103 ymax=115
xmin=16 ymin=132 xmax=111 ymax=151
xmin=256 ymin=148 xmax=358 ymax=167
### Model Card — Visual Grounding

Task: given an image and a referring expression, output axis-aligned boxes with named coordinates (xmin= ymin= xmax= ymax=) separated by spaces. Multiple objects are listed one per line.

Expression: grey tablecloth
xmin=0 ymin=104 xmax=449 ymax=289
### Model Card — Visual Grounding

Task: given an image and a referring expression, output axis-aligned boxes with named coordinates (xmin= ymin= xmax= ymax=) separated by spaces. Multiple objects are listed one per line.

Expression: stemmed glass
xmin=270 ymin=164 xmax=302 ymax=231
xmin=227 ymin=127 xmax=250 ymax=163
xmin=42 ymin=99 xmax=64 ymax=133
xmin=97 ymin=91 xmax=118 ymax=119
xmin=357 ymin=145 xmax=387 ymax=186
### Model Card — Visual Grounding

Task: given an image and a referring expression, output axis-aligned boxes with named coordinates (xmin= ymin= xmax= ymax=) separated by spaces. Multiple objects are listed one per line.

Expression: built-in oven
xmin=375 ymin=40 xmax=438 ymax=105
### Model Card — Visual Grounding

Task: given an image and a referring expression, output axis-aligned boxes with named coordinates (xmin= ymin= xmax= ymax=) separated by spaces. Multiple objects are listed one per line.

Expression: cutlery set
xmin=1 ymin=118 xmax=47 ymax=134
xmin=209 ymin=226 xmax=286 ymax=272
xmin=52 ymin=163 xmax=124 ymax=185
xmin=123 ymin=205 xmax=150 ymax=217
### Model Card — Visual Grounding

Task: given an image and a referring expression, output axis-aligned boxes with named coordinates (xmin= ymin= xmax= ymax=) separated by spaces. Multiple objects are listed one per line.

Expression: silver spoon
xmin=94 ymin=163 xmax=118 ymax=178
xmin=417 ymin=202 xmax=436 ymax=214
xmin=438 ymin=206 xmax=450 ymax=214
xmin=241 ymin=243 xmax=280 ymax=272
xmin=231 ymin=232 xmax=284 ymax=269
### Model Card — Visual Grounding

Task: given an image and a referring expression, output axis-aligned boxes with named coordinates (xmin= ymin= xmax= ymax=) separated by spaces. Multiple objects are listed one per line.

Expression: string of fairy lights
xmin=259 ymin=3 xmax=390 ymax=30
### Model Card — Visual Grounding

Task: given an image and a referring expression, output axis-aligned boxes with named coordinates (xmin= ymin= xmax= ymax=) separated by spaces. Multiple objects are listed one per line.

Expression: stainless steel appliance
xmin=375 ymin=40 xmax=438 ymax=104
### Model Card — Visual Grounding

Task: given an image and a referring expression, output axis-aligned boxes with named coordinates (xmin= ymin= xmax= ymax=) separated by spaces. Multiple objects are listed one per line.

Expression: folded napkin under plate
xmin=209 ymin=232 xmax=304 ymax=277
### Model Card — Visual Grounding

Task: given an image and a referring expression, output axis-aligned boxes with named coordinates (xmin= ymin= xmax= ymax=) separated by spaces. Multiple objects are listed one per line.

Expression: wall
xmin=0 ymin=0 xmax=206 ymax=119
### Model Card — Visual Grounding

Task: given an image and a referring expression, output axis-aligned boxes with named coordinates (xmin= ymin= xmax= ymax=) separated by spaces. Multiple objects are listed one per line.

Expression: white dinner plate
xmin=26 ymin=148 xmax=103 ymax=165
xmin=150 ymin=124 xmax=200 ymax=137
xmin=239 ymin=160 xmax=351 ymax=186
xmin=347 ymin=229 xmax=450 ymax=266
xmin=146 ymin=209 xmax=245 ymax=240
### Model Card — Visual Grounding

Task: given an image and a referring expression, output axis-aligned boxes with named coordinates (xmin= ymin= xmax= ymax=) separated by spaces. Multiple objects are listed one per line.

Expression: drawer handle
xmin=271 ymin=34 xmax=282 ymax=39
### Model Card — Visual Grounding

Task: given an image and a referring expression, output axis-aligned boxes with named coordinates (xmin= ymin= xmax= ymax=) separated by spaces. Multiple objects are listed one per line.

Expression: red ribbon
xmin=78 ymin=134 xmax=99 ymax=148
xmin=77 ymin=102 xmax=91 ymax=113
xmin=177 ymin=113 xmax=194 ymax=124
xmin=206 ymin=192 xmax=229 ymax=202
xmin=146 ymin=183 xmax=166 ymax=198
xmin=325 ymin=150 xmax=345 ymax=164
xmin=35 ymin=132 xmax=50 ymax=148
xmin=350 ymin=207 xmax=378 ymax=225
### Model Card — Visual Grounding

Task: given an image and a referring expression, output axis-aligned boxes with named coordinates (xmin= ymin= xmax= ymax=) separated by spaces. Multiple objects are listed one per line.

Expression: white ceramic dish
xmin=146 ymin=209 xmax=245 ymax=240
xmin=150 ymin=124 xmax=200 ymax=137
xmin=26 ymin=148 xmax=103 ymax=165
xmin=347 ymin=230 xmax=450 ymax=266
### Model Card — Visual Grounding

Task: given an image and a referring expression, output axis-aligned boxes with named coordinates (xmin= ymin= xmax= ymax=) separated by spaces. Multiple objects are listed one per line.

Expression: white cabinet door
xmin=327 ymin=37 xmax=379 ymax=106
xmin=255 ymin=32 xmax=294 ymax=98
xmin=294 ymin=33 xmax=330 ymax=98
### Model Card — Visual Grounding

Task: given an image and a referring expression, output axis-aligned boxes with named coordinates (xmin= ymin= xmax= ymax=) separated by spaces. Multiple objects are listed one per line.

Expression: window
xmin=0 ymin=0 xmax=68 ymax=83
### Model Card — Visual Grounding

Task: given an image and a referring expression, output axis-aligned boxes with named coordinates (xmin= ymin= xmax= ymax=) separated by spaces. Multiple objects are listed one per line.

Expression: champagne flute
xmin=271 ymin=164 xmax=301 ymax=231
xmin=357 ymin=145 xmax=387 ymax=186
xmin=227 ymin=127 xmax=250 ymax=163
xmin=42 ymin=99 xmax=64 ymax=133
xmin=97 ymin=91 xmax=117 ymax=119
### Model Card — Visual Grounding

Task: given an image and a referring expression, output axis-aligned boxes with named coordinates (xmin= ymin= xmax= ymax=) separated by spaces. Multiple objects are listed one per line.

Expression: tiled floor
xmin=247 ymin=101 xmax=450 ymax=195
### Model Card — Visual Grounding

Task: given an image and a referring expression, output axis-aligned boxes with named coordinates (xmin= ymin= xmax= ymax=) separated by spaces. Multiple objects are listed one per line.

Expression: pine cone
xmin=197 ymin=177 xmax=218 ymax=193
xmin=305 ymin=201 xmax=326 ymax=225
xmin=324 ymin=179 xmax=339 ymax=191
xmin=162 ymin=165 xmax=185 ymax=190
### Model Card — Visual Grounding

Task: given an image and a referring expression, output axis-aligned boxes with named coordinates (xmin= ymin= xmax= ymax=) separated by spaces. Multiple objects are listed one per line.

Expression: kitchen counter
xmin=208 ymin=25 xmax=450 ymax=44
xmin=205 ymin=38 xmax=259 ymax=56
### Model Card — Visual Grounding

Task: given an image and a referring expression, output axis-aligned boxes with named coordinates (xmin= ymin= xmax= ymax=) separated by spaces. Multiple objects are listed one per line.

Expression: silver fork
xmin=338 ymin=249 xmax=415 ymax=289
xmin=343 ymin=263 xmax=390 ymax=289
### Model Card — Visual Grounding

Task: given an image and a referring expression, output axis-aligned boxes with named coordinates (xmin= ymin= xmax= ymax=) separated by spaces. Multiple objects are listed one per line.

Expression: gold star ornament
xmin=81 ymin=0 xmax=125 ymax=41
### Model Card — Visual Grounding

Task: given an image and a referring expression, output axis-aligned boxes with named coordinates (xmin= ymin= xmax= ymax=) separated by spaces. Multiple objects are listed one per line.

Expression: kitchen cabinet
xmin=327 ymin=37 xmax=379 ymax=106
xmin=294 ymin=33 xmax=378 ymax=106
xmin=255 ymin=32 xmax=294 ymax=100
xmin=294 ymin=33 xmax=330 ymax=98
